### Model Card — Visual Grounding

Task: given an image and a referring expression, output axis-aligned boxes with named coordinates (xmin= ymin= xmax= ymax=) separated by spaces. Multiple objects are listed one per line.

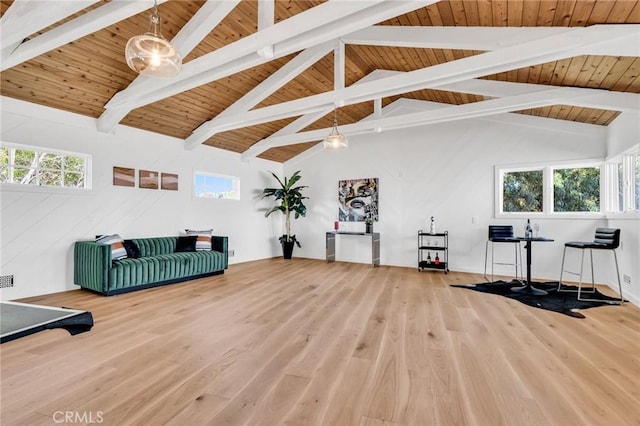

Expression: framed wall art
xmin=338 ymin=178 xmax=379 ymax=222
xmin=161 ymin=173 xmax=179 ymax=191
xmin=113 ymin=166 xmax=135 ymax=187
xmin=139 ymin=170 xmax=158 ymax=189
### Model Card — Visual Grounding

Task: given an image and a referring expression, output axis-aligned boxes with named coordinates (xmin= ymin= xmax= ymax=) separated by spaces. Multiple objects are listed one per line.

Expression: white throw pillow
xmin=96 ymin=234 xmax=128 ymax=260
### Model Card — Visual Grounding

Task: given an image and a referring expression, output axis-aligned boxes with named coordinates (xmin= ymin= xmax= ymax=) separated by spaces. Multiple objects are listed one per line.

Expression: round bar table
xmin=510 ymin=236 xmax=554 ymax=296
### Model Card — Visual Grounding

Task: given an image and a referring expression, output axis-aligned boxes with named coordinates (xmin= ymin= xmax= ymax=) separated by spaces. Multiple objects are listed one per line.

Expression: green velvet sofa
xmin=74 ymin=236 xmax=228 ymax=296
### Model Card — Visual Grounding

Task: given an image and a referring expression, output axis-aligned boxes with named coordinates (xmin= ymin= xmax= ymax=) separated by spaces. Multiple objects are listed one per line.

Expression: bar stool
xmin=557 ymin=228 xmax=624 ymax=304
xmin=484 ymin=225 xmax=523 ymax=282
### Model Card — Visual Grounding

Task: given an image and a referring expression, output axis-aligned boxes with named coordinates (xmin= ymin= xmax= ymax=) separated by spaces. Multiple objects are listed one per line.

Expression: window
xmin=617 ymin=162 xmax=625 ymax=211
xmin=502 ymin=169 xmax=543 ymax=213
xmin=553 ymin=166 xmax=600 ymax=212
xmin=608 ymin=150 xmax=640 ymax=213
xmin=0 ymin=143 xmax=89 ymax=189
xmin=194 ymin=171 xmax=239 ymax=200
xmin=497 ymin=162 xmax=602 ymax=216
xmin=634 ymin=154 xmax=640 ymax=210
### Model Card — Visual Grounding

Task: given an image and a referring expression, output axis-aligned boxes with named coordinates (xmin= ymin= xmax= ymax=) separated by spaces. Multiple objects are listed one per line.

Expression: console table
xmin=326 ymin=231 xmax=380 ymax=267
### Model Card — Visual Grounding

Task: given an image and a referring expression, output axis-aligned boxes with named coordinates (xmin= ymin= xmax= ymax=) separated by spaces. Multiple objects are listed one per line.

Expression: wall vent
xmin=0 ymin=275 xmax=14 ymax=288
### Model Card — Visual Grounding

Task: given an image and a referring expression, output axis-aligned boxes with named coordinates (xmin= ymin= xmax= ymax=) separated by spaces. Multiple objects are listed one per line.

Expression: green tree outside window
xmin=1 ymin=145 xmax=88 ymax=188
xmin=554 ymin=167 xmax=600 ymax=212
xmin=503 ymin=170 xmax=543 ymax=212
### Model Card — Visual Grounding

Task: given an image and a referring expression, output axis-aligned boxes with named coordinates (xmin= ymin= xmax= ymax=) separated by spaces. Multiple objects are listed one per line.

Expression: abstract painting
xmin=338 ymin=178 xmax=379 ymax=222
xmin=113 ymin=167 xmax=135 ymax=187
xmin=139 ymin=170 xmax=158 ymax=189
xmin=161 ymin=173 xmax=178 ymax=191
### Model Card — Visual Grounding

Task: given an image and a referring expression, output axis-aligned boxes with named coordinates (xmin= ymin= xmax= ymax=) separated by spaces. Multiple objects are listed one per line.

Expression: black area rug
xmin=452 ymin=280 xmax=623 ymax=318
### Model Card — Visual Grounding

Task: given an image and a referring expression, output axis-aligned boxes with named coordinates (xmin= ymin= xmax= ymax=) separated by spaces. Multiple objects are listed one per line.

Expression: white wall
xmin=2 ymin=96 xmax=637 ymax=306
xmin=286 ymin=107 xmax=640 ymax=304
xmin=607 ymin=111 xmax=640 ymax=156
xmin=1 ymin=98 xmax=283 ymax=300
xmin=606 ymin=111 xmax=640 ymax=305
xmin=605 ymin=218 xmax=640 ymax=304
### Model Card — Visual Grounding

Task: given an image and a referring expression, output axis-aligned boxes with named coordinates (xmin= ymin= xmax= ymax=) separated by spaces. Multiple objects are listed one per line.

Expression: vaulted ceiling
xmin=1 ymin=0 xmax=639 ymax=163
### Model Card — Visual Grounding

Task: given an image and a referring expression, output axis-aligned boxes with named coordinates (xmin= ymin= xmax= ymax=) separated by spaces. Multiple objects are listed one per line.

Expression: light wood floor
xmin=2 ymin=259 xmax=639 ymax=426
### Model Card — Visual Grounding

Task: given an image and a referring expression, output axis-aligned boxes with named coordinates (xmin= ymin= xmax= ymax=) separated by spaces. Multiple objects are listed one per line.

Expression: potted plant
xmin=365 ymin=217 xmax=374 ymax=234
xmin=262 ymin=170 xmax=308 ymax=259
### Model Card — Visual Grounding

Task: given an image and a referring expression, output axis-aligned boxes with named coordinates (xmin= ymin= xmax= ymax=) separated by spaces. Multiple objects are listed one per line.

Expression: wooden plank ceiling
xmin=1 ymin=0 xmax=639 ymax=163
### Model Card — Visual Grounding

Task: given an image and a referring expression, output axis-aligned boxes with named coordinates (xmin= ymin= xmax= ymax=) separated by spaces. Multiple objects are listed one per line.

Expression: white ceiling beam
xmin=437 ymin=79 xmax=640 ymax=112
xmin=96 ymin=0 xmax=239 ymax=133
xmin=341 ymin=26 xmax=640 ymax=57
xmin=98 ymin=0 xmax=439 ymax=132
xmin=373 ymin=98 xmax=383 ymax=133
xmin=342 ymin=26 xmax=573 ymax=51
xmin=170 ymin=0 xmax=240 ymax=60
xmin=240 ymin=108 xmax=333 ymax=161
xmin=0 ymin=42 xmax=21 ymax=62
xmin=256 ymin=88 xmax=592 ymax=149
xmin=574 ymin=36 xmax=640 ymax=57
xmin=365 ymin=71 xmax=640 ymax=112
xmin=343 ymin=70 xmax=640 ymax=112
xmin=242 ymin=71 xmax=402 ymax=160
xmin=203 ymin=25 xmax=638 ymax=135
xmin=185 ymin=42 xmax=334 ymax=150
xmin=1 ymin=0 xmax=172 ymax=72
xmin=217 ymin=43 xmax=333 ymax=119
xmin=258 ymin=0 xmax=274 ymax=30
xmin=104 ymin=0 xmax=388 ymax=109
xmin=98 ymin=52 xmax=278 ymax=132
xmin=0 ymin=0 xmax=100 ymax=50
xmin=334 ymin=40 xmax=345 ymax=92
xmin=257 ymin=0 xmax=275 ymax=58
xmin=99 ymin=0 xmax=387 ymax=130
xmin=374 ymin=98 xmax=382 ymax=117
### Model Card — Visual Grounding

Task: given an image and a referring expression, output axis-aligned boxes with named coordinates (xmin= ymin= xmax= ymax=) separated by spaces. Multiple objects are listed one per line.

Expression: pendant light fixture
xmin=125 ymin=0 xmax=181 ymax=78
xmin=323 ymin=107 xmax=348 ymax=150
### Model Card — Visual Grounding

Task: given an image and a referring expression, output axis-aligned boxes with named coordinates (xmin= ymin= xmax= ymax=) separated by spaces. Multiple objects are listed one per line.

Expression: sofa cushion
xmin=175 ymin=236 xmax=197 ymax=252
xmin=96 ymin=234 xmax=127 ymax=260
xmin=133 ymin=237 xmax=178 ymax=257
xmin=107 ymin=251 xmax=227 ymax=291
xmin=186 ymin=228 xmax=212 ymax=251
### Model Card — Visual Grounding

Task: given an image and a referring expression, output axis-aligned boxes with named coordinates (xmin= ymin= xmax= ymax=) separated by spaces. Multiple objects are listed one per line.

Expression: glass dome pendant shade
xmin=323 ymin=109 xmax=348 ymax=150
xmin=125 ymin=1 xmax=181 ymax=78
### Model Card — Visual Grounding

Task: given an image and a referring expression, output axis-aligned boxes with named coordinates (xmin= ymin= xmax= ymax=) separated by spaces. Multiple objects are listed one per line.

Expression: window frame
xmin=193 ymin=170 xmax=240 ymax=201
xmin=605 ymin=145 xmax=640 ymax=218
xmin=497 ymin=165 xmax=545 ymax=215
xmin=1 ymin=142 xmax=91 ymax=192
xmin=495 ymin=159 xmax=605 ymax=219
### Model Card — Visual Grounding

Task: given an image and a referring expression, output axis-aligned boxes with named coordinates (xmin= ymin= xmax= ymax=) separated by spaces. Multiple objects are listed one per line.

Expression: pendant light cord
xmin=149 ymin=0 xmax=162 ymax=36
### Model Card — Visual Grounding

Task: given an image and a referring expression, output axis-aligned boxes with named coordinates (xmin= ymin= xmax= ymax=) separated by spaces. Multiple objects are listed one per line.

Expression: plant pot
xmin=281 ymin=240 xmax=295 ymax=259
xmin=365 ymin=223 xmax=373 ymax=234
